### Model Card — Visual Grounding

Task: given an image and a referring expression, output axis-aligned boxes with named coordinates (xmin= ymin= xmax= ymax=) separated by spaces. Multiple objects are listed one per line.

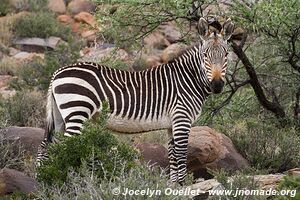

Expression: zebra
xmin=37 ymin=18 xmax=234 ymax=184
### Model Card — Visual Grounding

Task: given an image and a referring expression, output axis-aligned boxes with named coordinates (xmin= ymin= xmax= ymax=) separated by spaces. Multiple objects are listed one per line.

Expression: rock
xmin=74 ymin=12 xmax=96 ymax=27
xmin=188 ymin=174 xmax=285 ymax=199
xmin=13 ymin=52 xmax=44 ymax=61
xmin=187 ymin=126 xmax=249 ymax=178
xmin=80 ymin=46 xmax=129 ymax=63
xmin=132 ymin=55 xmax=162 ymax=71
xmin=8 ymin=47 xmax=20 ymax=57
xmin=48 ymin=0 xmax=66 ymax=14
xmin=81 ymin=30 xmax=97 ymax=43
xmin=159 ymin=22 xmax=182 ymax=43
xmin=253 ymin=174 xmax=285 ymax=190
xmin=0 ymin=168 xmax=37 ymax=196
xmin=144 ymin=31 xmax=171 ymax=50
xmin=287 ymin=168 xmax=300 ymax=177
xmin=57 ymin=14 xmax=75 ymax=25
xmin=135 ymin=143 xmax=169 ymax=169
xmin=0 ymin=126 xmax=44 ymax=156
xmin=68 ymin=0 xmax=96 ymax=15
xmin=13 ymin=37 xmax=65 ymax=52
xmin=160 ymin=43 xmax=187 ymax=63
xmin=144 ymin=55 xmax=162 ymax=68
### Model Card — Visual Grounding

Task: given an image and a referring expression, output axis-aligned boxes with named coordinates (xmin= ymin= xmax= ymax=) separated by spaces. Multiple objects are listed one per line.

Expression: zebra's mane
xmin=166 ymin=43 xmax=200 ymax=64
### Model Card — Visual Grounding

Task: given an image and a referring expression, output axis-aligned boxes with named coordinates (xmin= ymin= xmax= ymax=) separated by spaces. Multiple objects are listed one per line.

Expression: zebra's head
xmin=198 ymin=18 xmax=234 ymax=94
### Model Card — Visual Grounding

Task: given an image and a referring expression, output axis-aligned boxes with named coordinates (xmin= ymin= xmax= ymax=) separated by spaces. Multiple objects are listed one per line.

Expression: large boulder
xmin=143 ymin=31 xmax=171 ymax=51
xmin=48 ymin=0 xmax=67 ymax=14
xmin=159 ymin=22 xmax=182 ymax=43
xmin=67 ymin=0 xmax=96 ymax=15
xmin=187 ymin=126 xmax=249 ymax=177
xmin=0 ymin=126 xmax=44 ymax=156
xmin=0 ymin=168 xmax=37 ymax=196
xmin=135 ymin=142 xmax=169 ymax=169
xmin=79 ymin=45 xmax=129 ymax=63
xmin=160 ymin=43 xmax=187 ymax=63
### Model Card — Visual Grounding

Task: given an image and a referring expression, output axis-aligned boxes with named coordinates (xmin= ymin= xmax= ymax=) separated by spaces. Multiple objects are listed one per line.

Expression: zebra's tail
xmin=45 ymin=89 xmax=55 ymax=143
xmin=36 ymin=88 xmax=55 ymax=166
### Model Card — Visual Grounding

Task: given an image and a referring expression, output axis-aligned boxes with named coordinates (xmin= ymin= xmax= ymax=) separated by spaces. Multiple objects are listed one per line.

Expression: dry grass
xmin=0 ymin=11 xmax=30 ymax=46
xmin=0 ymin=57 xmax=22 ymax=75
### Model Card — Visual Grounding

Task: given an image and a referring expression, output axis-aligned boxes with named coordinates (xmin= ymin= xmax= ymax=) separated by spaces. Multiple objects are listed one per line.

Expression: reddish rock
xmin=48 ymin=0 xmax=66 ymax=14
xmin=0 ymin=168 xmax=37 ymax=196
xmin=68 ymin=0 xmax=96 ymax=15
xmin=144 ymin=31 xmax=171 ymax=50
xmin=187 ymin=126 xmax=249 ymax=177
xmin=57 ymin=14 xmax=75 ymax=25
xmin=81 ymin=30 xmax=97 ymax=43
xmin=74 ymin=12 xmax=96 ymax=27
xmin=160 ymin=43 xmax=187 ymax=63
xmin=135 ymin=143 xmax=169 ymax=169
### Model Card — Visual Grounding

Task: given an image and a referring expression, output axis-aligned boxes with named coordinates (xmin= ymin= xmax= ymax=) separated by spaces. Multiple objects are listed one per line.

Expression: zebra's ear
xmin=221 ymin=18 xmax=234 ymax=41
xmin=198 ymin=17 xmax=209 ymax=40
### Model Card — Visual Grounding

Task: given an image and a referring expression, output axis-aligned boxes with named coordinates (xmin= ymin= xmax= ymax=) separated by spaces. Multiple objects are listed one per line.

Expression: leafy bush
xmin=213 ymin=170 xmax=263 ymax=200
xmin=0 ymin=0 xmax=13 ymax=16
xmin=225 ymin=119 xmax=300 ymax=173
xmin=0 ymin=90 xmax=45 ymax=127
xmin=12 ymin=0 xmax=48 ymax=12
xmin=35 ymin=163 xmax=188 ymax=200
xmin=13 ymin=12 xmax=72 ymax=41
xmin=37 ymin=103 xmax=138 ymax=185
xmin=277 ymin=175 xmax=300 ymax=199
xmin=12 ymin=41 xmax=83 ymax=90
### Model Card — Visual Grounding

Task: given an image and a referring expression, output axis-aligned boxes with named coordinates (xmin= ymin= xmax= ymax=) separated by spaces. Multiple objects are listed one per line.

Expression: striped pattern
xmin=37 ymin=27 xmax=232 ymax=184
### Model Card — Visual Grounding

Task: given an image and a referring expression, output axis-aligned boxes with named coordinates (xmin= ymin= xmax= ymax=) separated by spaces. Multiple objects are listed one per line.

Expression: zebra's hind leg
xmin=36 ymin=138 xmax=49 ymax=167
xmin=168 ymin=134 xmax=178 ymax=183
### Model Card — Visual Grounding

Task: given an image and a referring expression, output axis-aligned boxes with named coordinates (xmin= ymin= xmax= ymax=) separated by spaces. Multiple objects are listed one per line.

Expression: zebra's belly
xmin=106 ymin=115 xmax=172 ymax=133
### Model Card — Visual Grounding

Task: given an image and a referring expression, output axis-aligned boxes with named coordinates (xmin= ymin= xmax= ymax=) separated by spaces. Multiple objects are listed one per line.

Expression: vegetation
xmin=13 ymin=12 xmax=72 ymax=41
xmin=0 ymin=0 xmax=299 ymax=199
xmin=37 ymin=103 xmax=137 ymax=185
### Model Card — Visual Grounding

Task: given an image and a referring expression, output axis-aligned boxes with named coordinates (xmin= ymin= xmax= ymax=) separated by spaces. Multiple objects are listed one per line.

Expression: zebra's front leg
xmin=172 ymin=118 xmax=191 ymax=184
xmin=167 ymin=129 xmax=177 ymax=182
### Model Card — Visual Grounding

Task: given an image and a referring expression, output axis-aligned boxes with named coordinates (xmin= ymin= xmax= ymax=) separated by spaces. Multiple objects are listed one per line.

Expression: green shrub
xmin=225 ymin=119 xmax=300 ymax=173
xmin=0 ymin=90 xmax=45 ymax=127
xmin=12 ymin=40 xmax=83 ymax=91
xmin=37 ymin=103 xmax=138 ymax=186
xmin=0 ymin=0 xmax=13 ymax=16
xmin=213 ymin=170 xmax=263 ymax=200
xmin=13 ymin=12 xmax=72 ymax=41
xmin=35 ymin=162 xmax=188 ymax=200
xmin=12 ymin=0 xmax=48 ymax=12
xmin=277 ymin=175 xmax=300 ymax=199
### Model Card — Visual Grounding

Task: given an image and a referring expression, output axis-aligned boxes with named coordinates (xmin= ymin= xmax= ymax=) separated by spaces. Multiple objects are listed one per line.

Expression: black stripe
xmin=60 ymin=101 xmax=94 ymax=114
xmin=65 ymin=111 xmax=89 ymax=122
xmin=55 ymin=67 xmax=106 ymax=102
xmin=54 ymin=83 xmax=100 ymax=108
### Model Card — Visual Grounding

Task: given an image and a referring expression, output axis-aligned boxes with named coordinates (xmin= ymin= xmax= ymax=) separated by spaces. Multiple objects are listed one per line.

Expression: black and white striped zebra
xmin=37 ymin=18 xmax=234 ymax=184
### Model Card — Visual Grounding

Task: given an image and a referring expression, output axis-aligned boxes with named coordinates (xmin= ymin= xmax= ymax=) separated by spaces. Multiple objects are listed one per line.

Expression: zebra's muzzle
xmin=210 ymin=78 xmax=224 ymax=94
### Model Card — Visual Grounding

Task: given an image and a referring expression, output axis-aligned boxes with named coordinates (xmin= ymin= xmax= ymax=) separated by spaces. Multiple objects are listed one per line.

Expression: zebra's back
xmin=50 ymin=62 xmax=176 ymax=135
